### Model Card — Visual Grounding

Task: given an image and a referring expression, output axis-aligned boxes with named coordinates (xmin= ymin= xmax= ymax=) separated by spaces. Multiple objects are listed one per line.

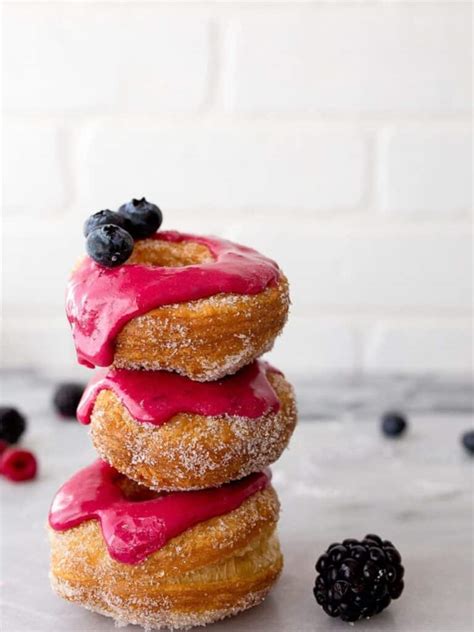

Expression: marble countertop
xmin=1 ymin=373 xmax=473 ymax=631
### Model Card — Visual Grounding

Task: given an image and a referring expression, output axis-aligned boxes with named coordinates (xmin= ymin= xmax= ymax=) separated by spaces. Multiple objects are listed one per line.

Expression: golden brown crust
xmin=73 ymin=238 xmax=289 ymax=381
xmin=128 ymin=238 xmax=215 ymax=268
xmin=89 ymin=371 xmax=297 ymax=491
xmin=49 ymin=488 xmax=282 ymax=629
xmin=114 ymin=260 xmax=289 ymax=380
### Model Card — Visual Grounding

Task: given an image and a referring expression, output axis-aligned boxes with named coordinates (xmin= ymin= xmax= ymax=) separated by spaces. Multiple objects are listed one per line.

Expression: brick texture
xmin=3 ymin=4 xmax=211 ymax=112
xmin=364 ymin=322 xmax=473 ymax=373
xmin=3 ymin=122 xmax=67 ymax=214
xmin=227 ymin=6 xmax=471 ymax=113
xmin=79 ymin=125 xmax=368 ymax=213
xmin=380 ymin=130 xmax=472 ymax=215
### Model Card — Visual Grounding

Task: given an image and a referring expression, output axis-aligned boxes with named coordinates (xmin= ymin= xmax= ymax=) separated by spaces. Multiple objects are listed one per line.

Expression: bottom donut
xmin=48 ymin=461 xmax=282 ymax=630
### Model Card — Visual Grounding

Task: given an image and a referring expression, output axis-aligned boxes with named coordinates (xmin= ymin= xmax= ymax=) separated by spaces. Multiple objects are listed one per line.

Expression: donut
xmin=77 ymin=360 xmax=297 ymax=491
xmin=66 ymin=231 xmax=289 ymax=380
xmin=48 ymin=461 xmax=282 ymax=630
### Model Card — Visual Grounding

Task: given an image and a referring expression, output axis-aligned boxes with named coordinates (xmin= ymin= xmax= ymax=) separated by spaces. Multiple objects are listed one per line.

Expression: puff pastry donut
xmin=66 ymin=231 xmax=289 ymax=381
xmin=48 ymin=461 xmax=282 ymax=630
xmin=77 ymin=360 xmax=297 ymax=491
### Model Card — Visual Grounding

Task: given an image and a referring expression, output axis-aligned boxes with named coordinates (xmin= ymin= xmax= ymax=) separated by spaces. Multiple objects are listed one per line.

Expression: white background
xmin=1 ymin=1 xmax=472 ymax=380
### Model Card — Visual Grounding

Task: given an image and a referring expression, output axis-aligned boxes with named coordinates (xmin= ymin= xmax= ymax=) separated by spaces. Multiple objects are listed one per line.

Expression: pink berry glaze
xmin=49 ymin=460 xmax=270 ymax=564
xmin=77 ymin=360 xmax=281 ymax=427
xmin=66 ymin=231 xmax=281 ymax=368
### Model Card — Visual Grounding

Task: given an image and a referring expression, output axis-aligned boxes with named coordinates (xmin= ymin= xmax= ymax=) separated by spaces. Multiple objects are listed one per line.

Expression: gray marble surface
xmin=294 ymin=373 xmax=473 ymax=420
xmin=1 ymin=372 xmax=473 ymax=632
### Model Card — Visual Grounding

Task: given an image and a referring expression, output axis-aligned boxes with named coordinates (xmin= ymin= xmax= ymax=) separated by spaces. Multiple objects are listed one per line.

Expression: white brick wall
xmin=1 ymin=1 xmax=472 ymax=378
xmin=78 ymin=125 xmax=368 ymax=213
xmin=226 ymin=6 xmax=471 ymax=114
xmin=3 ymin=122 xmax=68 ymax=213
xmin=380 ymin=129 xmax=472 ymax=216
xmin=364 ymin=321 xmax=473 ymax=374
xmin=3 ymin=5 xmax=211 ymax=112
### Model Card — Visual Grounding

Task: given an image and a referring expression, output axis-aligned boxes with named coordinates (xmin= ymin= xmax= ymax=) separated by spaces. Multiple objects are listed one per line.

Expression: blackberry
xmin=381 ymin=411 xmax=407 ymax=437
xmin=86 ymin=224 xmax=134 ymax=268
xmin=117 ymin=197 xmax=163 ymax=239
xmin=314 ymin=534 xmax=405 ymax=622
xmin=0 ymin=407 xmax=27 ymax=444
xmin=83 ymin=209 xmax=127 ymax=237
xmin=53 ymin=383 xmax=85 ymax=418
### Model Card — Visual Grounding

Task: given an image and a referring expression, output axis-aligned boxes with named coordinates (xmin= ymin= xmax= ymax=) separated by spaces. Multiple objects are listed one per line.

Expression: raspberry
xmin=0 ymin=448 xmax=38 ymax=482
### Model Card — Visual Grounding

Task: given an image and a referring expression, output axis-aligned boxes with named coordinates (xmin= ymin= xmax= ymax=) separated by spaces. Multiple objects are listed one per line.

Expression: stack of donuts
xmin=48 ymin=205 xmax=297 ymax=630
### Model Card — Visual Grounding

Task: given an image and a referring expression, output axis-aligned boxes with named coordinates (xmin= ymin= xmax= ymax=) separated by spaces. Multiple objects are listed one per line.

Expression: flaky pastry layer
xmin=49 ymin=488 xmax=282 ymax=629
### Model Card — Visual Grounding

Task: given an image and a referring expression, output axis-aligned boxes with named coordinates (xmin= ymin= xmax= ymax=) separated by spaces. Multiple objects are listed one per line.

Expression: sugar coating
xmin=51 ymin=574 xmax=272 ymax=631
xmin=89 ymin=373 xmax=297 ymax=491
xmin=49 ymin=498 xmax=282 ymax=630
xmin=114 ymin=278 xmax=290 ymax=381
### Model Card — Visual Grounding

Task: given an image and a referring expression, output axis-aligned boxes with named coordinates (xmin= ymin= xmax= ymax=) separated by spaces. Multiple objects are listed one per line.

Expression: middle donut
xmin=78 ymin=360 xmax=297 ymax=491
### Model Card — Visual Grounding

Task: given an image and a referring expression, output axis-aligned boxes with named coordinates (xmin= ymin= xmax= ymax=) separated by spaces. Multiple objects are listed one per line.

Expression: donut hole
xmin=116 ymin=475 xmax=161 ymax=501
xmin=128 ymin=239 xmax=214 ymax=268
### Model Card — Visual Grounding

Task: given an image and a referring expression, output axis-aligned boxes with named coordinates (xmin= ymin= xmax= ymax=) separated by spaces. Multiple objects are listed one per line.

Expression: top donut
xmin=67 ymin=201 xmax=289 ymax=381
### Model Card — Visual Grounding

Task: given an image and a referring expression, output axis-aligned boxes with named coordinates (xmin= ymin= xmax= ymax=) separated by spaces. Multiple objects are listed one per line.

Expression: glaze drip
xmin=49 ymin=460 xmax=270 ymax=564
xmin=77 ymin=361 xmax=281 ymax=426
xmin=66 ymin=231 xmax=281 ymax=368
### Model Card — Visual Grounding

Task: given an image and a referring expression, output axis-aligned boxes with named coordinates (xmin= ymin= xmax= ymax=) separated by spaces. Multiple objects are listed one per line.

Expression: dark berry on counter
xmin=0 ymin=448 xmax=38 ymax=482
xmin=0 ymin=407 xmax=26 ymax=444
xmin=461 ymin=430 xmax=474 ymax=455
xmin=314 ymin=534 xmax=405 ymax=622
xmin=86 ymin=224 xmax=134 ymax=267
xmin=381 ymin=411 xmax=407 ymax=437
xmin=83 ymin=209 xmax=127 ymax=237
xmin=117 ymin=197 xmax=163 ymax=239
xmin=53 ymin=383 xmax=85 ymax=418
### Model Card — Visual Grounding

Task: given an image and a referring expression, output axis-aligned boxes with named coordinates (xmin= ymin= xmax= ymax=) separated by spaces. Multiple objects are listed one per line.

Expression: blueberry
xmin=83 ymin=210 xmax=127 ymax=238
xmin=381 ymin=411 xmax=407 ymax=437
xmin=461 ymin=430 xmax=474 ymax=455
xmin=0 ymin=407 xmax=26 ymax=444
xmin=117 ymin=197 xmax=163 ymax=239
xmin=53 ymin=383 xmax=86 ymax=418
xmin=86 ymin=224 xmax=134 ymax=267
